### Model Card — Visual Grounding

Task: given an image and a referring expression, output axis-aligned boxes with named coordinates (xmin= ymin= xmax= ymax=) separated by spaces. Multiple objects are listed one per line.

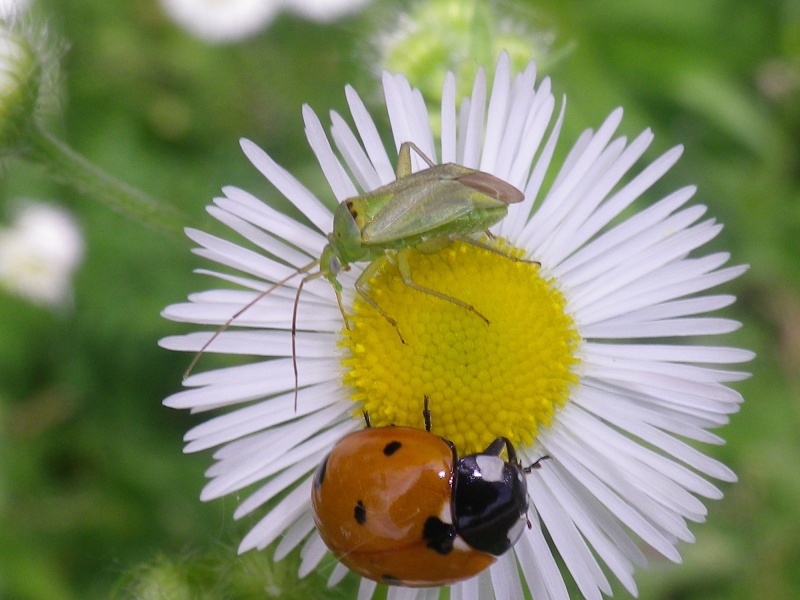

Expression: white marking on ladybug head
xmin=507 ymin=515 xmax=527 ymax=546
xmin=475 ymin=455 xmax=505 ymax=483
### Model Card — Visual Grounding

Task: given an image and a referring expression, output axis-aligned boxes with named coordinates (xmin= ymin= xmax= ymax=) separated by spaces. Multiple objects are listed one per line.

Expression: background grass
xmin=1 ymin=0 xmax=797 ymax=598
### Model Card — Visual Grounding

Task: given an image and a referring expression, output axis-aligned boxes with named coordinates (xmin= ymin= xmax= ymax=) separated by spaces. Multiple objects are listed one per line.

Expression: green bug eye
xmin=329 ymin=255 xmax=342 ymax=275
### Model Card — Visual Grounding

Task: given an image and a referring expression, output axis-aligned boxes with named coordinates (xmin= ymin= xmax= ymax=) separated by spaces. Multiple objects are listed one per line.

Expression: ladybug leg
xmin=483 ymin=437 xmax=517 ymax=462
xmin=422 ymin=395 xmax=432 ymax=432
xmin=362 ymin=410 xmax=371 ymax=428
xmin=484 ymin=439 xmax=551 ymax=471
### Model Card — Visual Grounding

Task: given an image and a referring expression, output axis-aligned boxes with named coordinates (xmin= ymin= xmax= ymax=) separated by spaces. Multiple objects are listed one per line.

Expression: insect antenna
xmin=183 ymin=259 xmax=320 ymax=380
xmin=291 ymin=269 xmax=328 ymax=411
xmin=523 ymin=455 xmax=551 ymax=472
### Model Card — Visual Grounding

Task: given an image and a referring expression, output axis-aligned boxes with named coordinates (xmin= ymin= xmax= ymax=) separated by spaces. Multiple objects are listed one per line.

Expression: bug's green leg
xmin=354 ymin=257 xmax=406 ymax=344
xmin=395 ymin=142 xmax=413 ymax=179
xmin=396 ymin=141 xmax=436 ymax=179
xmin=456 ymin=234 xmax=541 ymax=266
xmin=396 ymin=249 xmax=490 ymax=325
xmin=332 ymin=285 xmax=351 ymax=330
xmin=413 ymin=235 xmax=451 ymax=254
xmin=401 ymin=141 xmax=436 ymax=168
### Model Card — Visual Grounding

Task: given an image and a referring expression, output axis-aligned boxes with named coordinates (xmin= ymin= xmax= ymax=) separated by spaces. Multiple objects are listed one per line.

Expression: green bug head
xmin=329 ymin=199 xmax=369 ymax=265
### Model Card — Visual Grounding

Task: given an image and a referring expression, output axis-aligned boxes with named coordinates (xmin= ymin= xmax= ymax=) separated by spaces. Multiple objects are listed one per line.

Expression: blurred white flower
xmin=159 ymin=0 xmax=281 ymax=44
xmin=0 ymin=0 xmax=31 ymax=19
xmin=160 ymin=0 xmax=371 ymax=44
xmin=285 ymin=0 xmax=371 ymax=22
xmin=0 ymin=202 xmax=84 ymax=308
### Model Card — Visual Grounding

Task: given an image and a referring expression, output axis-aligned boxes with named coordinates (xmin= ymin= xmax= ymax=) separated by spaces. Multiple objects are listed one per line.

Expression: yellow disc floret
xmin=341 ymin=239 xmax=580 ymax=455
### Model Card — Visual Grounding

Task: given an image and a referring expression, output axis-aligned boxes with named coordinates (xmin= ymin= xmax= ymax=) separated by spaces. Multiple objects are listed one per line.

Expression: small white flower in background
xmin=285 ymin=0 xmax=371 ymax=22
xmin=0 ymin=0 xmax=31 ymax=19
xmin=161 ymin=52 xmax=752 ymax=599
xmin=0 ymin=202 xmax=83 ymax=308
xmin=160 ymin=0 xmax=371 ymax=44
xmin=159 ymin=0 xmax=281 ymax=44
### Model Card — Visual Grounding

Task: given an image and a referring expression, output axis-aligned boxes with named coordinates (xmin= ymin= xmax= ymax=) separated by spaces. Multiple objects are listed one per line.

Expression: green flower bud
xmin=0 ymin=20 xmax=42 ymax=159
xmin=377 ymin=0 xmax=555 ymax=107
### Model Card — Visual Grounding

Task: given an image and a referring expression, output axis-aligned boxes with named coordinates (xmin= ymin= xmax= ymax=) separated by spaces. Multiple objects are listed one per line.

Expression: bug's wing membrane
xmin=360 ymin=179 xmax=505 ymax=245
xmin=457 ymin=172 xmax=525 ymax=205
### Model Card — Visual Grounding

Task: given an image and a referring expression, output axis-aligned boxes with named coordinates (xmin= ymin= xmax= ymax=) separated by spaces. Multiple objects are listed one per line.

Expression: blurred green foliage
xmin=0 ymin=0 xmax=798 ymax=598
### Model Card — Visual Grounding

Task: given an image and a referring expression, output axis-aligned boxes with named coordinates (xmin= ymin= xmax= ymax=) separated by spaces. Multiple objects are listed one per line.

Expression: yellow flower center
xmin=340 ymin=239 xmax=580 ymax=456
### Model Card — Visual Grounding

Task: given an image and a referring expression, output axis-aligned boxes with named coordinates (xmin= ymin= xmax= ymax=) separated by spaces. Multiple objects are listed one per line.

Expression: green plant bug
xmin=185 ymin=141 xmax=526 ymax=404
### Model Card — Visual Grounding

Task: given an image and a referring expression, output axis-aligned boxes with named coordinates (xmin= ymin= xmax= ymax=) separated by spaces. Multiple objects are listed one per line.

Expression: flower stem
xmin=23 ymin=126 xmax=195 ymax=240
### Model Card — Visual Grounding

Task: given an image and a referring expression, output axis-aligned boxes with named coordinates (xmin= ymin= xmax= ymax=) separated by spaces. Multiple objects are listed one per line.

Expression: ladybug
xmin=310 ymin=399 xmax=548 ymax=587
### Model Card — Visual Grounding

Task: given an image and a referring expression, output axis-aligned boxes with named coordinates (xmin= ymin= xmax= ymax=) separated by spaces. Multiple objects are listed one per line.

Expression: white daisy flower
xmin=160 ymin=52 xmax=752 ymax=599
xmin=0 ymin=201 xmax=84 ymax=308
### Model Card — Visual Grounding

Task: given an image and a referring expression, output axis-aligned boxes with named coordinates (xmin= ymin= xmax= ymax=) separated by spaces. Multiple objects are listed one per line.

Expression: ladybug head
xmin=452 ymin=439 xmax=529 ymax=556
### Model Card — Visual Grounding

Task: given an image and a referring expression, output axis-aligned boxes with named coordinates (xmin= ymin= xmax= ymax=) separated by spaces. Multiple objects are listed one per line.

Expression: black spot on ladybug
xmin=382 ymin=575 xmax=402 ymax=585
xmin=314 ymin=454 xmax=329 ymax=489
xmin=383 ymin=441 xmax=402 ymax=456
xmin=423 ymin=516 xmax=456 ymax=555
xmin=354 ymin=500 xmax=366 ymax=525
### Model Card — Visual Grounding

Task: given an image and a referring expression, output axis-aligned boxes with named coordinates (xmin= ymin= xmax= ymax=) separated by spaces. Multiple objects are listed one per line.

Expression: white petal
xmin=555 ymin=184 xmax=695 ymax=281
xmin=206 ymin=205 xmax=315 ymax=268
xmin=528 ymin=471 xmax=610 ymax=600
xmin=521 ymin=108 xmax=625 ymax=250
xmin=303 ymin=104 xmax=359 ymax=201
xmin=298 ymin=531 xmax=330 ymax=577
xmin=356 ymin=578 xmax=378 ymax=600
xmin=182 ymin=380 xmax=343 ymax=450
xmin=206 ymin=410 xmax=352 ymax=500
xmin=329 ymin=110 xmax=382 ymax=192
xmin=501 ymin=94 xmax=564 ymax=241
xmin=515 ymin=520 xmax=570 ymax=600
xmin=327 ymin=562 xmax=350 ymax=587
xmin=441 ymin=72 xmax=457 ymax=164
xmin=163 ymin=358 xmax=340 ymax=410
xmin=506 ymin=82 xmax=555 ymax=192
xmin=219 ymin=186 xmax=327 ymax=255
xmin=238 ymin=477 xmax=313 ymax=552
xmin=345 ymin=84 xmax=396 ymax=184
xmin=239 ymin=139 xmax=332 ymax=233
xmin=461 ymin=67 xmax=487 ymax=169
xmin=490 ymin=553 xmax=525 ymax=600
xmin=274 ymin=506 xmax=316 ymax=560
xmin=541 ymin=421 xmax=683 ymax=561
xmin=584 ymin=342 xmax=755 ymax=365
xmin=383 ymin=72 xmax=437 ymax=165
xmin=479 ymin=51 xmax=511 ymax=174
xmin=538 ymin=465 xmax=639 ymax=596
